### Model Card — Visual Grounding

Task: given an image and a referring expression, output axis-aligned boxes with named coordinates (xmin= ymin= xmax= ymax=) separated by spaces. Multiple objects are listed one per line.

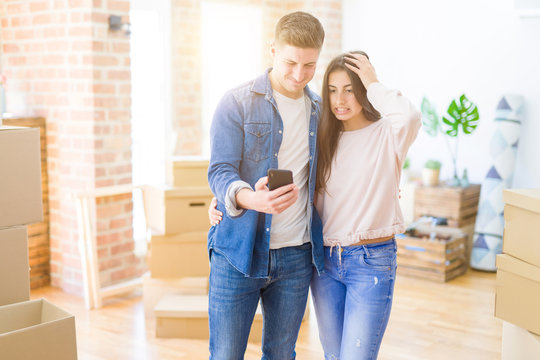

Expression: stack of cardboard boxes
xmin=0 ymin=126 xmax=77 ymax=359
xmin=495 ymin=189 xmax=540 ymax=358
xmin=142 ymin=157 xmax=220 ymax=338
xmin=143 ymin=157 xmax=308 ymax=342
xmin=395 ymin=184 xmax=481 ymax=282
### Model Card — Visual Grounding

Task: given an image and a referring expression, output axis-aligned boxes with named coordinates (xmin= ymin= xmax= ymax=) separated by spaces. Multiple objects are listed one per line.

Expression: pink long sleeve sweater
xmin=315 ymin=82 xmax=421 ymax=246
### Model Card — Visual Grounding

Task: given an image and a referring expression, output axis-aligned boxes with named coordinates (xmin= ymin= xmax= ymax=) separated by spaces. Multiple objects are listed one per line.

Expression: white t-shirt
xmin=224 ymin=90 xmax=311 ymax=249
xmin=269 ymin=90 xmax=310 ymax=249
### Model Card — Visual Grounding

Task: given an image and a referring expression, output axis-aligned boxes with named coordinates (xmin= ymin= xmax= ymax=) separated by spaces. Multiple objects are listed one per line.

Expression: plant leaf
xmin=442 ymin=115 xmax=458 ymax=137
xmin=443 ymin=94 xmax=480 ymax=136
xmin=420 ymin=97 xmax=439 ymax=136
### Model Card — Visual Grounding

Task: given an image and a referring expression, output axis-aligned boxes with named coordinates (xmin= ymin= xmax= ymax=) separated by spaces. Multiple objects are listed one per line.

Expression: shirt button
xmin=274 ymin=153 xmax=278 ymax=157
xmin=310 ymin=132 xmax=314 ymax=136
xmin=312 ymin=111 xmax=316 ymax=115
xmin=266 ymin=228 xmax=270 ymax=232
xmin=309 ymin=156 xmax=312 ymax=160
xmin=278 ymin=130 xmax=282 ymax=134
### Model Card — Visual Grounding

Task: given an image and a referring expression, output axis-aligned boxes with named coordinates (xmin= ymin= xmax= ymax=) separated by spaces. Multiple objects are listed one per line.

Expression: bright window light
xmin=201 ymin=2 xmax=263 ymax=156
xmin=130 ymin=0 xmax=171 ymax=254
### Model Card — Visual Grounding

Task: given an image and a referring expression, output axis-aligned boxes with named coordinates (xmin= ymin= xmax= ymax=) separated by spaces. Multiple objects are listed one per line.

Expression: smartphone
xmin=267 ymin=169 xmax=293 ymax=191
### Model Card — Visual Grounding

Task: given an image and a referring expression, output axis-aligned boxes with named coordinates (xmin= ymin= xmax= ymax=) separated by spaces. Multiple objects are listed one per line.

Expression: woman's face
xmin=328 ymin=70 xmax=363 ymax=125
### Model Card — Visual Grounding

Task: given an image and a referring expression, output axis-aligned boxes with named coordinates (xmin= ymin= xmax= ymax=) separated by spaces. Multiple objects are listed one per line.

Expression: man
xmin=207 ymin=11 xmax=325 ymax=360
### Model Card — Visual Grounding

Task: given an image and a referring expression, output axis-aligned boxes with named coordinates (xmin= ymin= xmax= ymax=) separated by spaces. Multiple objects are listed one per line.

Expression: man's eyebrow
xmin=284 ymin=59 xmax=316 ymax=66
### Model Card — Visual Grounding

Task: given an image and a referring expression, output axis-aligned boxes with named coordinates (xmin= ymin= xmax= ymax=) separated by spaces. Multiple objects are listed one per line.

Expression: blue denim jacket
xmin=207 ymin=69 xmax=324 ymax=278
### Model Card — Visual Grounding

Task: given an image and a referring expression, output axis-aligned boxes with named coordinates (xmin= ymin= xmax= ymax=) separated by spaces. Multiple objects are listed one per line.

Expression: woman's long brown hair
xmin=315 ymin=51 xmax=382 ymax=193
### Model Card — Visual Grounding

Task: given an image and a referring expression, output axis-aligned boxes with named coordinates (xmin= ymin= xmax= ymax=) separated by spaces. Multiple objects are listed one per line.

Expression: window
xmin=130 ymin=0 xmax=171 ymax=253
xmin=201 ymin=2 xmax=263 ymax=156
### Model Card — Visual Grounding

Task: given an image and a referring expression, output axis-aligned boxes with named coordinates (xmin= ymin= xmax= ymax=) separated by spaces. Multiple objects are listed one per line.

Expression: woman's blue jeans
xmin=208 ymin=242 xmax=313 ymax=360
xmin=311 ymin=239 xmax=397 ymax=360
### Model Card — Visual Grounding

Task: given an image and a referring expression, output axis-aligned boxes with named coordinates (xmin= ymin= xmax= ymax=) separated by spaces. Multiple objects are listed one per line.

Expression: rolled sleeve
xmin=225 ymin=180 xmax=253 ymax=217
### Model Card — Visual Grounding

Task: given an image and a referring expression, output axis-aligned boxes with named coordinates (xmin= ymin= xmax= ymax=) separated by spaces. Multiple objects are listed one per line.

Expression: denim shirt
xmin=207 ymin=68 xmax=324 ymax=278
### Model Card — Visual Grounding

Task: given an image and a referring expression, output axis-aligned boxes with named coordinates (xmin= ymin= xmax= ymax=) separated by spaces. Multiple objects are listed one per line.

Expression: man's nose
xmin=292 ymin=66 xmax=304 ymax=82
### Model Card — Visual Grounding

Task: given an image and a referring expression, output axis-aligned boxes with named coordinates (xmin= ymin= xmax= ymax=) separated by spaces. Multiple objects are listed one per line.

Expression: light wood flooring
xmin=31 ymin=268 xmax=501 ymax=359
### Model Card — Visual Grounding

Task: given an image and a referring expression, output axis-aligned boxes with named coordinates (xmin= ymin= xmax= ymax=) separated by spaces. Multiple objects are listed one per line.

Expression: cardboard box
xmin=0 ymin=226 xmax=30 ymax=306
xmin=495 ymin=254 xmax=540 ymax=335
xmin=154 ymin=293 xmax=309 ymax=341
xmin=0 ymin=298 xmax=77 ymax=360
xmin=166 ymin=156 xmax=209 ymax=188
xmin=154 ymin=294 xmax=263 ymax=342
xmin=143 ymin=185 xmax=214 ymax=234
xmin=502 ymin=321 xmax=540 ymax=360
xmin=150 ymin=231 xmax=209 ymax=278
xmin=0 ymin=126 xmax=43 ymax=227
xmin=503 ymin=188 xmax=540 ymax=267
xmin=142 ymin=272 xmax=208 ymax=317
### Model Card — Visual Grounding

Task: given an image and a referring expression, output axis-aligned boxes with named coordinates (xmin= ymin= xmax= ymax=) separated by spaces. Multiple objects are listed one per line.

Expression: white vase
xmin=422 ymin=168 xmax=440 ymax=186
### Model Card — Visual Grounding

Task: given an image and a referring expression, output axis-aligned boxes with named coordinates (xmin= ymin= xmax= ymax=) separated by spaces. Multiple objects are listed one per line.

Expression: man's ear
xmin=270 ymin=42 xmax=276 ymax=58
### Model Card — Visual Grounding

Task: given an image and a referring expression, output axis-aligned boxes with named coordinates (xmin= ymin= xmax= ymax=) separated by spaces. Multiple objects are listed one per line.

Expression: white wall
xmin=343 ymin=0 xmax=540 ymax=188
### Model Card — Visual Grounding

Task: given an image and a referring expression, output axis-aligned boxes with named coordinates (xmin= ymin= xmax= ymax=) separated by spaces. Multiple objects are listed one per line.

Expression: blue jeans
xmin=208 ymin=242 xmax=313 ymax=360
xmin=311 ymin=239 xmax=397 ymax=360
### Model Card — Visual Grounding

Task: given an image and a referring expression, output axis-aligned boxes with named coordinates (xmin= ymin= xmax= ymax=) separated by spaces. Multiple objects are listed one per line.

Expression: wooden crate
xmin=2 ymin=117 xmax=50 ymax=289
xmin=414 ymin=184 xmax=481 ymax=227
xmin=396 ymin=226 xmax=468 ymax=282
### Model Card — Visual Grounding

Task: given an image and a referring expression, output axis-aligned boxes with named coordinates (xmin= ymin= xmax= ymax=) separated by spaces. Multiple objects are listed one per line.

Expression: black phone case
xmin=267 ymin=169 xmax=293 ymax=191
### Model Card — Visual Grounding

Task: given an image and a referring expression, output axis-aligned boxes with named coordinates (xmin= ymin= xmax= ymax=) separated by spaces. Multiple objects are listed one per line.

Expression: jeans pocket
xmin=360 ymin=249 xmax=396 ymax=271
xmin=244 ymin=123 xmax=271 ymax=162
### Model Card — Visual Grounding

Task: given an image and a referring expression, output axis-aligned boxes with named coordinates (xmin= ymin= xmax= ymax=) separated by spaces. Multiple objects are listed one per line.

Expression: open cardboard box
xmin=0 ymin=298 xmax=77 ymax=359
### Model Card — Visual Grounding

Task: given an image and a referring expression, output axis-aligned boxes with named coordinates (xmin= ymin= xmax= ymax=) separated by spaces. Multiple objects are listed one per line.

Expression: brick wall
xmin=0 ymin=0 xmax=342 ymax=296
xmin=0 ymin=0 xmax=144 ymax=296
xmin=170 ymin=0 xmax=342 ymax=156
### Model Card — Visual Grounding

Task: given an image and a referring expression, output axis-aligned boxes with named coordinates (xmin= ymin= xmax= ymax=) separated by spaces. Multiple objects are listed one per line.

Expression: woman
xmin=209 ymin=51 xmax=421 ymax=359
xmin=308 ymin=51 xmax=420 ymax=359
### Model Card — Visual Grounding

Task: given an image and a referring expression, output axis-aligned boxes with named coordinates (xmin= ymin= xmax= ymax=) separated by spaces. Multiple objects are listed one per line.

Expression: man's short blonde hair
xmin=274 ymin=11 xmax=325 ymax=49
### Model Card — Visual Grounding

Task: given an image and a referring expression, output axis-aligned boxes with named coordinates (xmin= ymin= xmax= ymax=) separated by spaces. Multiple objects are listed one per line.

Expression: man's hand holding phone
xmin=237 ymin=176 xmax=298 ymax=215
xmin=208 ymin=169 xmax=297 ymax=226
xmin=237 ymin=170 xmax=298 ymax=215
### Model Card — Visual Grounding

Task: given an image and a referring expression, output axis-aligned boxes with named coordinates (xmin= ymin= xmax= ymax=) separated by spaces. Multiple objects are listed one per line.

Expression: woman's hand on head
xmin=344 ymin=53 xmax=378 ymax=89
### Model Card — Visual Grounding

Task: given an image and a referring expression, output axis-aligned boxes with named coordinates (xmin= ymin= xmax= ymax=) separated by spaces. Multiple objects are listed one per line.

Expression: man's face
xmin=270 ymin=42 xmax=320 ymax=98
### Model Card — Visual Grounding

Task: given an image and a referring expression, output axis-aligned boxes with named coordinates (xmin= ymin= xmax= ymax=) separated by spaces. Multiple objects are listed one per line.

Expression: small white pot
xmin=422 ymin=168 xmax=440 ymax=186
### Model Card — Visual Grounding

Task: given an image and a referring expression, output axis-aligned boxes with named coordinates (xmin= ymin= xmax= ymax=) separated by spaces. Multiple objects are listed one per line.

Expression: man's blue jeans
xmin=208 ymin=242 xmax=313 ymax=360
xmin=310 ymin=239 xmax=397 ymax=360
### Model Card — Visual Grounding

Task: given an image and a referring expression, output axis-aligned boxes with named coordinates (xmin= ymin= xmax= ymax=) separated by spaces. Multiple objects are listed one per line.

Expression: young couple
xmin=206 ymin=11 xmax=421 ymax=360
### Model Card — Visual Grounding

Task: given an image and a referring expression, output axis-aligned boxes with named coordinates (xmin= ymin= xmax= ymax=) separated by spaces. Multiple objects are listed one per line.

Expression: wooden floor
xmin=31 ymin=268 xmax=502 ymax=359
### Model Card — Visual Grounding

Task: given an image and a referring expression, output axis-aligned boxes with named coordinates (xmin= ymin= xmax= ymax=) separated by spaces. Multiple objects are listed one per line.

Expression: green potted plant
xmin=421 ymin=94 xmax=480 ymax=186
xmin=423 ymin=159 xmax=441 ymax=186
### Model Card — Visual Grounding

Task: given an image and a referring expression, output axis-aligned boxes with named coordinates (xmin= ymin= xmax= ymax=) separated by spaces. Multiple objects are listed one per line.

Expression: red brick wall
xmin=91 ymin=1 xmax=145 ymax=290
xmin=170 ymin=0 xmax=342 ymax=156
xmin=0 ymin=0 xmax=144 ymax=295
xmin=0 ymin=0 xmax=342 ymax=296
